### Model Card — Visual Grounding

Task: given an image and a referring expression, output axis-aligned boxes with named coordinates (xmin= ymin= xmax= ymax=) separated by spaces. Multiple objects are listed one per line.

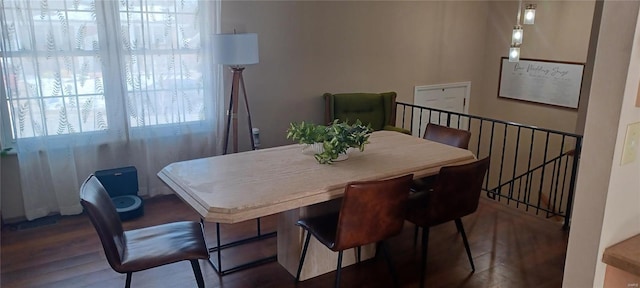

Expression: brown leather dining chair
xmin=80 ymin=175 xmax=209 ymax=288
xmin=413 ymin=123 xmax=471 ymax=191
xmin=406 ymin=157 xmax=490 ymax=288
xmin=295 ymin=174 xmax=414 ymax=288
xmin=423 ymin=123 xmax=471 ymax=149
xmin=412 ymin=123 xmax=472 ymax=243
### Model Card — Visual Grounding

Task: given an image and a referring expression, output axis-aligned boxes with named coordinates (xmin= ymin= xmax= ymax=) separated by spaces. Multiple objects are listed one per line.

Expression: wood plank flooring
xmin=1 ymin=195 xmax=568 ymax=288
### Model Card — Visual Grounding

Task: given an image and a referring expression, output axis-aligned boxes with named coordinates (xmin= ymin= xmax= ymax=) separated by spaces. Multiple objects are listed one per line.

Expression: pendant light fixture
xmin=509 ymin=1 xmax=536 ymax=62
xmin=512 ymin=25 xmax=523 ymax=45
xmin=509 ymin=44 xmax=521 ymax=62
xmin=524 ymin=4 xmax=537 ymax=25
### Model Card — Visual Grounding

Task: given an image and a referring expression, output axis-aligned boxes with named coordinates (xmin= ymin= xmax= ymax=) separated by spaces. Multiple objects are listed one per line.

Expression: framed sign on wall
xmin=498 ymin=57 xmax=585 ymax=109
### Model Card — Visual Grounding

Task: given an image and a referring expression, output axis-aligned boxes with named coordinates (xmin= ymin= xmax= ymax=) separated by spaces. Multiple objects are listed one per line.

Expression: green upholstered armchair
xmin=323 ymin=92 xmax=410 ymax=134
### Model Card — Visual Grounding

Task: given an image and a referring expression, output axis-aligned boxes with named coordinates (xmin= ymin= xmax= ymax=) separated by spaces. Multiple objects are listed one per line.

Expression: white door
xmin=412 ymin=82 xmax=470 ymax=137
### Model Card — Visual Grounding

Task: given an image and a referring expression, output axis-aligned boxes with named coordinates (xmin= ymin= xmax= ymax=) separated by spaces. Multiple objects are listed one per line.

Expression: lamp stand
xmin=223 ymin=67 xmax=255 ymax=154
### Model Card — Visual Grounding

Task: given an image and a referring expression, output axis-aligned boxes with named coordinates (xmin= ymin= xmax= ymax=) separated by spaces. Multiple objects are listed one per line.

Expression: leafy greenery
xmin=286 ymin=121 xmax=327 ymax=145
xmin=287 ymin=120 xmax=373 ymax=164
xmin=1 ymin=147 xmax=13 ymax=157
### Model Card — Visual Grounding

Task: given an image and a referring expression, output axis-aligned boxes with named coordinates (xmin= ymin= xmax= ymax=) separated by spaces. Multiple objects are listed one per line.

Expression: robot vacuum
xmin=110 ymin=195 xmax=144 ymax=221
xmin=95 ymin=166 xmax=144 ymax=221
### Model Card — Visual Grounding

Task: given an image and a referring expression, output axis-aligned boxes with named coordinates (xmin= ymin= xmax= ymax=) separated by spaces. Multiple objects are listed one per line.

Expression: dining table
xmin=157 ymin=130 xmax=476 ymax=280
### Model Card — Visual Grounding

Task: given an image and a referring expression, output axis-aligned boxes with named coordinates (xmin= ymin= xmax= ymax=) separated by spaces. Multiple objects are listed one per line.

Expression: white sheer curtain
xmin=0 ymin=0 xmax=224 ymax=220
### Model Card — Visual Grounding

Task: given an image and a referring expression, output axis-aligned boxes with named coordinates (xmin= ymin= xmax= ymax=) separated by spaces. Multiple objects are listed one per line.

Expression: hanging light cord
xmin=516 ymin=0 xmax=523 ymax=25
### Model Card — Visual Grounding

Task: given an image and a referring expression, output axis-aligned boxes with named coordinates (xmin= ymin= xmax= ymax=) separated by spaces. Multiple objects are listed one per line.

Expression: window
xmin=0 ymin=0 xmax=210 ymax=142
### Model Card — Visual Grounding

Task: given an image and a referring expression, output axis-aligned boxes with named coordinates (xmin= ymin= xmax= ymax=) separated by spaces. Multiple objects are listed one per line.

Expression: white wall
xmin=563 ymin=1 xmax=640 ymax=287
xmin=593 ymin=2 xmax=640 ymax=285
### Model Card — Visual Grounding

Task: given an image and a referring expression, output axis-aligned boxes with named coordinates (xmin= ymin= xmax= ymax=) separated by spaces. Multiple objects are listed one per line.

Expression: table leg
xmin=201 ymin=218 xmax=277 ymax=275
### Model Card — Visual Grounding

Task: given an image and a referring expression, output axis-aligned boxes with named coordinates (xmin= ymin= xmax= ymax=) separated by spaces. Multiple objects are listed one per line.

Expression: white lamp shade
xmin=212 ymin=33 xmax=259 ymax=65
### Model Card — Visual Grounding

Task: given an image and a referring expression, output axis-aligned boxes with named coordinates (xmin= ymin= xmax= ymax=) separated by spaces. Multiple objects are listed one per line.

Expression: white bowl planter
xmin=310 ymin=143 xmax=348 ymax=161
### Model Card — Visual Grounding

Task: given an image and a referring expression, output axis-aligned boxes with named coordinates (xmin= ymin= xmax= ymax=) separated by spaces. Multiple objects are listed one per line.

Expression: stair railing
xmin=395 ymin=102 xmax=582 ymax=230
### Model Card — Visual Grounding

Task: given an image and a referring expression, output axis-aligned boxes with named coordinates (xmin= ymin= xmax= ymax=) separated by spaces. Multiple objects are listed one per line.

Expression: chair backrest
xmin=422 ymin=157 xmax=490 ymax=227
xmin=423 ymin=123 xmax=471 ymax=149
xmin=79 ymin=175 xmax=126 ymax=271
xmin=324 ymin=92 xmax=397 ymax=131
xmin=333 ymin=174 xmax=413 ymax=251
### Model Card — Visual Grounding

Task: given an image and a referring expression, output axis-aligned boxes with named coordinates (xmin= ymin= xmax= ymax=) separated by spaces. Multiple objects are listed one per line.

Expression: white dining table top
xmin=157 ymin=130 xmax=475 ymax=223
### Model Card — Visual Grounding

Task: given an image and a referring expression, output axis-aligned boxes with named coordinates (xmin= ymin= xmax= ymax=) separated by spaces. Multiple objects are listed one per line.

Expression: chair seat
xmin=297 ymin=213 xmax=339 ymax=251
xmin=118 ymin=221 xmax=209 ymax=272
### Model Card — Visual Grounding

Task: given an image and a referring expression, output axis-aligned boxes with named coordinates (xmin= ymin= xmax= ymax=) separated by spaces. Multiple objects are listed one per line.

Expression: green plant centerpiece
xmin=286 ymin=120 xmax=373 ymax=164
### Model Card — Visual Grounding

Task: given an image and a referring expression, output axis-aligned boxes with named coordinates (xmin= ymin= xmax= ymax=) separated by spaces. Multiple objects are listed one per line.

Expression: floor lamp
xmin=210 ymin=33 xmax=275 ymax=275
xmin=212 ymin=33 xmax=259 ymax=154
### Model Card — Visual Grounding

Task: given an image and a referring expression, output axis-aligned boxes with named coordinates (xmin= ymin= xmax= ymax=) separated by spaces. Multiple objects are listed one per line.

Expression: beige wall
xmin=477 ymin=1 xmax=594 ymax=134
xmin=564 ymin=1 xmax=640 ymax=287
xmin=221 ymin=1 xmax=492 ymax=151
xmin=221 ymin=0 xmax=594 ymax=149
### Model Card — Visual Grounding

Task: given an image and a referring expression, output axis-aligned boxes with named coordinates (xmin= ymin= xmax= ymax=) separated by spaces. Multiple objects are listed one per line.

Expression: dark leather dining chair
xmin=424 ymin=123 xmax=471 ymax=149
xmin=295 ymin=174 xmax=413 ymax=288
xmin=412 ymin=123 xmax=472 ymax=243
xmin=406 ymin=157 xmax=490 ymax=288
xmin=80 ymin=175 xmax=209 ymax=288
xmin=413 ymin=123 xmax=471 ymax=190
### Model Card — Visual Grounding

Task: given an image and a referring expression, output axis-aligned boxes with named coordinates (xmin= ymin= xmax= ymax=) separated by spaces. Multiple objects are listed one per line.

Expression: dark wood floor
xmin=1 ymin=195 xmax=568 ymax=288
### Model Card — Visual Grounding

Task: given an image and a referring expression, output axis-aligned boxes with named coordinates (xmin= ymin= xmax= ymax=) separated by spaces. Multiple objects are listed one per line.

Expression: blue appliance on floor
xmin=94 ymin=166 xmax=144 ymax=221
